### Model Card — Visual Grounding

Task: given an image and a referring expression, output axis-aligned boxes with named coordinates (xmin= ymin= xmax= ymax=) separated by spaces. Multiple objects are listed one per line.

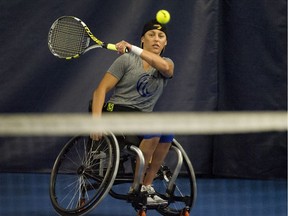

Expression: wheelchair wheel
xmin=154 ymin=139 xmax=197 ymax=216
xmin=50 ymin=133 xmax=120 ymax=216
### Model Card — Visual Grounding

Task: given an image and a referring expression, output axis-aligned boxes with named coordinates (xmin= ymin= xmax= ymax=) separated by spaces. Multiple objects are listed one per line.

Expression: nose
xmin=154 ymin=35 xmax=160 ymax=41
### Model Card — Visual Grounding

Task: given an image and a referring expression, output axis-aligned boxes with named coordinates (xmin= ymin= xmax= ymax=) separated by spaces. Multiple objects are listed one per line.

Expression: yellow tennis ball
xmin=156 ymin=10 xmax=170 ymax=24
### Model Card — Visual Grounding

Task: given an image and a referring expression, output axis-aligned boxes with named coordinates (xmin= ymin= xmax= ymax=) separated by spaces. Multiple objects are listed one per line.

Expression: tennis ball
xmin=156 ymin=10 xmax=170 ymax=24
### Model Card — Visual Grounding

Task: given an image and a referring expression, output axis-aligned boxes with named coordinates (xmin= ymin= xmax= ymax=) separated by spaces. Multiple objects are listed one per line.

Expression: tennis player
xmin=91 ymin=19 xmax=174 ymax=206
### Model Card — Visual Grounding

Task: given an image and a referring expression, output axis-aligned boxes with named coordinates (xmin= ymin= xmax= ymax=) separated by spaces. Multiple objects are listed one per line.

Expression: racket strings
xmin=49 ymin=17 xmax=90 ymax=58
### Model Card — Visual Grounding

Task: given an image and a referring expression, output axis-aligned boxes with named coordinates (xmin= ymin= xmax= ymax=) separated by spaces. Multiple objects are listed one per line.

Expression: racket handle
xmin=104 ymin=43 xmax=129 ymax=53
xmin=105 ymin=43 xmax=117 ymax=51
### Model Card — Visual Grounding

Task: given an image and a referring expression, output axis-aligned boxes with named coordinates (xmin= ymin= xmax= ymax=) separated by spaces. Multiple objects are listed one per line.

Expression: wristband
xmin=131 ymin=45 xmax=143 ymax=56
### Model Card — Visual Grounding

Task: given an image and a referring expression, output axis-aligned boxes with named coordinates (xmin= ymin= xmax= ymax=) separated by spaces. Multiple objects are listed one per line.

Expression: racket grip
xmin=105 ymin=43 xmax=117 ymax=51
xmin=105 ymin=43 xmax=129 ymax=53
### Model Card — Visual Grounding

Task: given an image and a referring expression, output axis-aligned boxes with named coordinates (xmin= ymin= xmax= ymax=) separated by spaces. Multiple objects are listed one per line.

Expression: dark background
xmin=0 ymin=0 xmax=286 ymax=179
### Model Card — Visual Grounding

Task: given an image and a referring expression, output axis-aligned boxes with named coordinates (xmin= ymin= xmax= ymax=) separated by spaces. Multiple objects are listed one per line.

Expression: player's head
xmin=141 ymin=19 xmax=168 ymax=55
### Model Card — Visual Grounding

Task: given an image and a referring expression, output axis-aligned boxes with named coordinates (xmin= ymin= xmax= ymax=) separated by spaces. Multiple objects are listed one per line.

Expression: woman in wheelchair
xmin=50 ymin=18 xmax=196 ymax=216
xmin=90 ymin=19 xmax=174 ymax=206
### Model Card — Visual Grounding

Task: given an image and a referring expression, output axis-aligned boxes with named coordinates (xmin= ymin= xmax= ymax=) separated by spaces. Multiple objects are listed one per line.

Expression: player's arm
xmin=92 ymin=73 xmax=118 ymax=117
xmin=115 ymin=41 xmax=174 ymax=78
xmin=91 ymin=73 xmax=118 ymax=141
xmin=139 ymin=50 xmax=174 ymax=78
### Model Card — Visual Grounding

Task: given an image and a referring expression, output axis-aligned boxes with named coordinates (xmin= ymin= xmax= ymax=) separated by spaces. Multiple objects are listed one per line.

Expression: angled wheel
xmin=50 ymin=133 xmax=120 ymax=215
xmin=154 ymin=139 xmax=197 ymax=216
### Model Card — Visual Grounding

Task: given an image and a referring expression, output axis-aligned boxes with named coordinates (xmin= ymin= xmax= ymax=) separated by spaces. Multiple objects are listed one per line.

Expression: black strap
xmin=88 ymin=100 xmax=140 ymax=113
xmin=103 ymin=102 xmax=140 ymax=112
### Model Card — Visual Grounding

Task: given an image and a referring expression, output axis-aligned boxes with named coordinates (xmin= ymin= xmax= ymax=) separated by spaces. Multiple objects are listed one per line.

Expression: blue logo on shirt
xmin=137 ymin=74 xmax=159 ymax=97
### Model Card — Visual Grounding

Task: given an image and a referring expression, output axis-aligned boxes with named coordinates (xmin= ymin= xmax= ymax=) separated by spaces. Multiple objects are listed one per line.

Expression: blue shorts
xmin=143 ymin=134 xmax=174 ymax=143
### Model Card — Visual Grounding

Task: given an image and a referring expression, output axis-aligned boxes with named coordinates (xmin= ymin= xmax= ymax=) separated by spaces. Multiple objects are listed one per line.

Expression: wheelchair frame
xmin=49 ymin=132 xmax=197 ymax=216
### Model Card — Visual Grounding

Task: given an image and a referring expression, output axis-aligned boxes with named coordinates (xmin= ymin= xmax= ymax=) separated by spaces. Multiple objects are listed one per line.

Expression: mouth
xmin=152 ymin=44 xmax=160 ymax=49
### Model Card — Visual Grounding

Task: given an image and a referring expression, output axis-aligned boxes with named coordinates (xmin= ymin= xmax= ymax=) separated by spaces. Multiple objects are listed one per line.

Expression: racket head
xmin=48 ymin=16 xmax=91 ymax=59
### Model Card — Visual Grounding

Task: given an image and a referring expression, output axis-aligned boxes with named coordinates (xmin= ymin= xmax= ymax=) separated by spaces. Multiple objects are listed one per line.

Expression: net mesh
xmin=0 ymin=112 xmax=286 ymax=136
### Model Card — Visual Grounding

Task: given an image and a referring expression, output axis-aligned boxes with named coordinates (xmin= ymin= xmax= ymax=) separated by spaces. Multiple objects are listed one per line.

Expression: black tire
xmin=50 ymin=134 xmax=120 ymax=215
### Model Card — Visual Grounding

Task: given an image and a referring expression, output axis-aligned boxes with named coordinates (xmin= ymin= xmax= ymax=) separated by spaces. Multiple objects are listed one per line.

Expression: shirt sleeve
xmin=107 ymin=54 xmax=130 ymax=80
xmin=163 ymin=57 xmax=174 ymax=79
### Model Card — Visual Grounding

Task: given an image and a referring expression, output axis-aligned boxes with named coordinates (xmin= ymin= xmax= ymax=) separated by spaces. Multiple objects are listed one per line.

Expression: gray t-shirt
xmin=107 ymin=53 xmax=173 ymax=112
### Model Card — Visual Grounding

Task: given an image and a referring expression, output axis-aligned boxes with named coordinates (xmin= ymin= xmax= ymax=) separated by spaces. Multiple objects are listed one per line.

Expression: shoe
xmin=127 ymin=185 xmax=156 ymax=205
xmin=141 ymin=185 xmax=168 ymax=206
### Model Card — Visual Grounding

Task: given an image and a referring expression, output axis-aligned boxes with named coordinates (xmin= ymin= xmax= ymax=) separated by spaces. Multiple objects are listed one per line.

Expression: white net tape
xmin=0 ymin=112 xmax=287 ymax=136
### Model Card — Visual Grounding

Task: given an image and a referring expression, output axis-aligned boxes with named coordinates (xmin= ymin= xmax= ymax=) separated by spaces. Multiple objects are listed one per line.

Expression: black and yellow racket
xmin=48 ymin=16 xmax=120 ymax=59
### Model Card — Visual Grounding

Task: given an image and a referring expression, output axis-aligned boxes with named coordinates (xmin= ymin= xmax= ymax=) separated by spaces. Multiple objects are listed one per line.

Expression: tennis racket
xmin=48 ymin=16 xmax=122 ymax=59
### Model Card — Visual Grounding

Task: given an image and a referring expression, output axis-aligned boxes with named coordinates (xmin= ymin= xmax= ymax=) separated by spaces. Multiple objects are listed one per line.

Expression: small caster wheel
xmin=137 ymin=209 xmax=147 ymax=216
xmin=180 ymin=209 xmax=190 ymax=216
xmin=77 ymin=198 xmax=85 ymax=207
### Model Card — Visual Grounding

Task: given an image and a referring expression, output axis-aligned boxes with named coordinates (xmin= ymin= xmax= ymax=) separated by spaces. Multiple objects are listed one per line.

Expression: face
xmin=141 ymin=29 xmax=167 ymax=55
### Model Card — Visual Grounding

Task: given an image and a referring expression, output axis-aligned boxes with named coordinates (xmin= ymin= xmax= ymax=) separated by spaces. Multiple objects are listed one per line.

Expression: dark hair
xmin=141 ymin=19 xmax=168 ymax=37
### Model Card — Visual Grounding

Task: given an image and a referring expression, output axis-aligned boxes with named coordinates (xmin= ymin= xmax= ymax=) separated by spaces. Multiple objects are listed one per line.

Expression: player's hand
xmin=115 ymin=40 xmax=131 ymax=54
xmin=90 ymin=114 xmax=102 ymax=141
xmin=90 ymin=132 xmax=102 ymax=141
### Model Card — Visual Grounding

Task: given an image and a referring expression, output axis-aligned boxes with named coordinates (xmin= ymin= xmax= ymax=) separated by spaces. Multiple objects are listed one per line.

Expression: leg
xmin=143 ymin=142 xmax=171 ymax=186
xmin=132 ymin=137 xmax=160 ymax=188
xmin=130 ymin=135 xmax=173 ymax=207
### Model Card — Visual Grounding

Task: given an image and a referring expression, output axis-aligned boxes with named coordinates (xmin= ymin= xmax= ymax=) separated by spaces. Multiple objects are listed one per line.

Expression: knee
xmin=139 ymin=138 xmax=159 ymax=161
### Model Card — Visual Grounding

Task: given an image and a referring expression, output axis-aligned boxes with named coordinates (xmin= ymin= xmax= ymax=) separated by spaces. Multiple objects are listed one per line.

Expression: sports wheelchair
xmin=49 ymin=127 xmax=197 ymax=216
